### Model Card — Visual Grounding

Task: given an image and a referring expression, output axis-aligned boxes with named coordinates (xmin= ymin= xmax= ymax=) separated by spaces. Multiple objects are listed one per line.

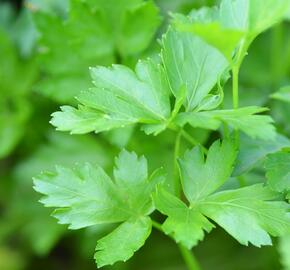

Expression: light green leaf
xmin=161 ymin=28 xmax=228 ymax=111
xmin=35 ymin=163 xmax=129 ymax=229
xmin=154 ymin=140 xmax=290 ymax=248
xmin=50 ymin=105 xmax=134 ymax=134
xmin=176 ymin=106 xmax=276 ymax=140
xmin=265 ymin=152 xmax=290 ymax=193
xmin=178 ymin=139 xmax=236 ymax=202
xmin=271 ymin=86 xmax=290 ymax=103
xmin=195 ymin=84 xmax=224 ymax=112
xmin=153 ymin=187 xmax=213 ymax=249
xmin=89 ymin=62 xmax=171 ymax=119
xmin=34 ymin=150 xmax=162 ymax=229
xmin=95 ymin=217 xmax=151 ymax=267
xmin=51 ymin=59 xmax=172 ymax=135
xmin=200 ymin=184 xmax=290 ymax=247
xmin=34 ymin=150 xmax=163 ymax=266
xmin=114 ymin=150 xmax=147 ymax=186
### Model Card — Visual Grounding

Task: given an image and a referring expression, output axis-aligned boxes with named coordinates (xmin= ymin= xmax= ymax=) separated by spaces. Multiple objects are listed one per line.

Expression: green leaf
xmin=271 ymin=86 xmax=290 ymax=103
xmin=51 ymin=28 xmax=231 ymax=136
xmin=95 ymin=217 xmax=151 ymax=267
xmin=200 ymin=184 xmax=290 ymax=247
xmin=234 ymin=134 xmax=290 ymax=176
xmin=51 ymin=105 xmax=135 ymax=134
xmin=51 ymin=59 xmax=171 ymax=135
xmin=195 ymin=82 xmax=224 ymax=112
xmin=178 ymin=139 xmax=237 ymax=202
xmin=34 ymin=151 xmax=161 ymax=228
xmin=176 ymin=106 xmax=276 ymax=140
xmin=114 ymin=149 xmax=147 ymax=186
xmin=265 ymin=152 xmax=290 ymax=193
xmin=153 ymin=187 xmax=213 ymax=249
xmin=154 ymin=139 xmax=290 ymax=248
xmin=34 ymin=150 xmax=164 ymax=266
xmin=89 ymin=61 xmax=171 ymax=119
xmin=161 ymin=28 xmax=228 ymax=111
xmin=35 ymin=163 xmax=128 ymax=228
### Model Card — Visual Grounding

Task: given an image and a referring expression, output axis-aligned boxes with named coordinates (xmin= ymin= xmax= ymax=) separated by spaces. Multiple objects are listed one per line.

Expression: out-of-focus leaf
xmin=174 ymin=8 xmax=243 ymax=60
xmin=0 ymin=29 xmax=37 ymax=158
xmin=271 ymin=86 xmax=290 ymax=103
xmin=265 ymin=152 xmax=290 ymax=193
xmin=33 ymin=0 xmax=161 ymax=103
xmin=220 ymin=0 xmax=290 ymax=37
xmin=10 ymin=9 xmax=38 ymax=58
xmin=234 ymin=134 xmax=290 ymax=176
xmin=174 ymin=0 xmax=290 ymax=62
xmin=1 ymin=132 xmax=112 ymax=256
xmin=0 ymin=247 xmax=26 ymax=270
xmin=279 ymin=235 xmax=290 ymax=270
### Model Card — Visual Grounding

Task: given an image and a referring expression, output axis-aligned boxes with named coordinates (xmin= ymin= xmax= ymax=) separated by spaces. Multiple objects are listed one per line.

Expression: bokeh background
xmin=0 ymin=0 xmax=289 ymax=269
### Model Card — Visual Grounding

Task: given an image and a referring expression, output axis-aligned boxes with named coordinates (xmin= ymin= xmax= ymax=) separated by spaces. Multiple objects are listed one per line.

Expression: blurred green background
xmin=0 ymin=0 xmax=289 ymax=269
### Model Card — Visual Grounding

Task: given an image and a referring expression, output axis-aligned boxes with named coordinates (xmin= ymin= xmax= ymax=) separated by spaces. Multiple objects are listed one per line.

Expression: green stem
xmin=231 ymin=38 xmax=251 ymax=146
xmin=232 ymin=65 xmax=239 ymax=110
xmin=231 ymin=37 xmax=253 ymax=161
xmin=173 ymin=130 xmax=182 ymax=196
xmin=178 ymin=244 xmax=202 ymax=270
xmin=231 ymin=37 xmax=252 ymax=110
xmin=152 ymin=220 xmax=202 ymax=270
xmin=232 ymin=65 xmax=240 ymax=146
